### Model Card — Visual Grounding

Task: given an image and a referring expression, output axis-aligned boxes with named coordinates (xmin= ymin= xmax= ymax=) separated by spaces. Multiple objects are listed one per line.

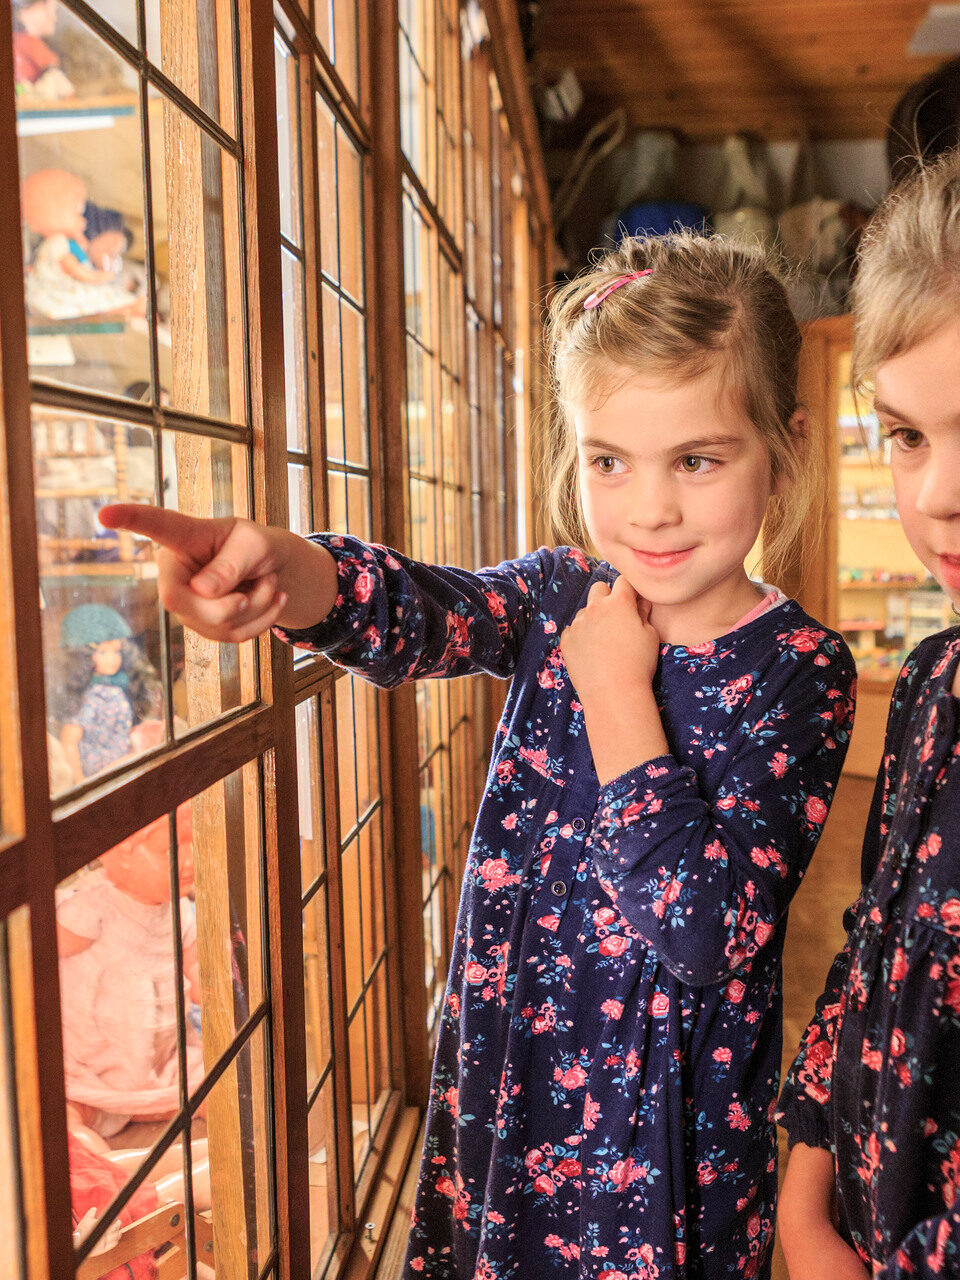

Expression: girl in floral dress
xmin=777 ymin=152 xmax=960 ymax=1280
xmin=100 ymin=231 xmax=856 ymax=1278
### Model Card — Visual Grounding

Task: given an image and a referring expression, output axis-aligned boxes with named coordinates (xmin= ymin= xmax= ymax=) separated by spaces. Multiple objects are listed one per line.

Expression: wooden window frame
xmin=0 ymin=0 xmax=551 ymax=1276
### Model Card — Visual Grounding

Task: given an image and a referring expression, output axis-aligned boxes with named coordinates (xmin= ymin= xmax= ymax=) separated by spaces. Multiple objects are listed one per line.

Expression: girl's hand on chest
xmin=559 ymin=575 xmax=659 ymax=711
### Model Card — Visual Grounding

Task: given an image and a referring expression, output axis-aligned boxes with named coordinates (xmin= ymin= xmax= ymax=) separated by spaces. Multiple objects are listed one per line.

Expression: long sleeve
xmin=877 ymin=1206 xmax=960 ymax=1278
xmin=776 ymin=659 xmax=914 ymax=1149
xmin=587 ymin=640 xmax=857 ymax=986
xmin=274 ymin=534 xmax=565 ymax=687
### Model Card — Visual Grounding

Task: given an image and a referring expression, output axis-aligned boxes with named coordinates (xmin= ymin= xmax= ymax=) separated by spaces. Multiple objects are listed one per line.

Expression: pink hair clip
xmin=583 ymin=268 xmax=653 ymax=311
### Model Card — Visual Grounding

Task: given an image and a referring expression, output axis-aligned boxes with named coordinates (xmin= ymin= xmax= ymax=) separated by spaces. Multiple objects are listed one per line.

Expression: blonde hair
xmin=851 ymin=147 xmax=960 ymax=395
xmin=542 ymin=231 xmax=819 ymax=586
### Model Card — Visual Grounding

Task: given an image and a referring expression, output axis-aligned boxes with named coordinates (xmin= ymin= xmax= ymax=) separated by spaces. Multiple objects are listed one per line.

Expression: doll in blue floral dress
xmin=101 ymin=232 xmax=856 ymax=1278
xmin=778 ymin=151 xmax=960 ymax=1280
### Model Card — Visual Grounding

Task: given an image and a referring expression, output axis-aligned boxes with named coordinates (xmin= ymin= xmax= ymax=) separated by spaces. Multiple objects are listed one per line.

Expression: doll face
xmin=92 ymin=638 xmax=124 ymax=676
xmin=19 ymin=0 xmax=58 ymax=37
xmin=21 ymin=170 xmax=88 ymax=240
xmin=101 ymin=811 xmax=195 ymax=905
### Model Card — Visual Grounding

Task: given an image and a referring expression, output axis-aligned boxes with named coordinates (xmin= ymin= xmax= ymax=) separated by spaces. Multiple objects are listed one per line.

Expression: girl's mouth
xmin=938 ymin=553 xmax=960 ymax=592
xmin=632 ymin=547 xmax=695 ymax=569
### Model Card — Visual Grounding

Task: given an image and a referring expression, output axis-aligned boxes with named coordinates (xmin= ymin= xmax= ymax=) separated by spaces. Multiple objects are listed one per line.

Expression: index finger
xmin=98 ymin=503 xmax=215 ymax=560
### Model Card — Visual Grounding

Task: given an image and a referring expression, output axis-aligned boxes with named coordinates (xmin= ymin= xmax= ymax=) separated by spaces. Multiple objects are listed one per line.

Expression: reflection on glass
xmin=189 ymin=761 xmax=265 ymax=1064
xmin=287 ymin=463 xmax=312 ymax=540
xmin=34 ymin=408 xmax=163 ymax=795
xmin=357 ymin=818 xmax=385 ymax=978
xmin=16 ymin=5 xmax=149 ymax=396
xmin=336 ymin=127 xmax=363 ymax=305
xmin=315 ymin=95 xmax=339 ymax=285
xmin=144 ymin=0 xmax=236 ymax=134
xmin=149 ymin=89 xmax=246 ymax=423
xmin=162 ymin=431 xmax=257 ymax=734
xmin=308 ymin=1075 xmax=338 ymax=1275
xmin=194 ymin=1021 xmax=274 ymax=1272
xmin=340 ymin=299 xmax=368 ymax=468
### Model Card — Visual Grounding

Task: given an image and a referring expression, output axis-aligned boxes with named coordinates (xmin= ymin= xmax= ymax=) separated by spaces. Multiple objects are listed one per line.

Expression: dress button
xmin=572 ymin=817 xmax=586 ymax=832
xmin=551 ymin=880 xmax=567 ymax=898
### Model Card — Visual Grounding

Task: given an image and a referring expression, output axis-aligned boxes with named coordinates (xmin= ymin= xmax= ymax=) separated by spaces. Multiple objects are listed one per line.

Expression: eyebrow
xmin=872 ymin=399 xmax=918 ymax=426
xmin=577 ymin=433 xmax=744 ymax=455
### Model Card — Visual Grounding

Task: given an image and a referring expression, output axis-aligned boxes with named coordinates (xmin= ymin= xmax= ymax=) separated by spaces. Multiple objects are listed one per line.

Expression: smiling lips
xmin=631 ymin=547 xmax=695 ymax=569
xmin=939 ymin=553 xmax=960 ymax=591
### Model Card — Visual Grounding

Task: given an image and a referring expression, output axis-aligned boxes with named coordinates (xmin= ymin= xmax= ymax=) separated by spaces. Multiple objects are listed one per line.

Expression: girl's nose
xmin=628 ymin=475 xmax=682 ymax=527
xmin=916 ymin=452 xmax=960 ymax=522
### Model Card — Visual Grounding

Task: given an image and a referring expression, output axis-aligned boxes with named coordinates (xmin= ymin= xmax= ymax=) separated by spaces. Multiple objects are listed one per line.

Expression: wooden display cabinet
xmin=795 ymin=316 xmax=954 ymax=779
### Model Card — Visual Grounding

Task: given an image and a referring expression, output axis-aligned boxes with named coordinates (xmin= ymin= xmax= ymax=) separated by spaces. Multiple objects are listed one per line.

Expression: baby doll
xmin=58 ymin=803 xmax=204 ymax=1139
xmin=12 ymin=0 xmax=74 ymax=99
xmin=21 ymin=169 xmax=144 ymax=320
xmin=56 ymin=603 xmax=160 ymax=786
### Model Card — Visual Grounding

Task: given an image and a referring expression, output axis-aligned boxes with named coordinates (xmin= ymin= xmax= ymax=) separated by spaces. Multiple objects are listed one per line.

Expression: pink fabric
xmin=730 ymin=588 xmax=785 ymax=632
xmin=57 ymin=868 xmax=203 ymax=1132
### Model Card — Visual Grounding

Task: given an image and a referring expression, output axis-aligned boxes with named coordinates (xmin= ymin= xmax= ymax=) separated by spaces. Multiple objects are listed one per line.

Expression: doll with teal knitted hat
xmin=56 ymin=602 xmax=160 ymax=786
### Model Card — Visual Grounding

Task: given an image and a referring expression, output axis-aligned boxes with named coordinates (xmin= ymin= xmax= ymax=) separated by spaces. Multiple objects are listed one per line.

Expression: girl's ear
xmin=772 ymin=408 xmax=809 ymax=496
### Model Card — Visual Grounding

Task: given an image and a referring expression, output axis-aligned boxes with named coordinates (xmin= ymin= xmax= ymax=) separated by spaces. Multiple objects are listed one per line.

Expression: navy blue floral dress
xmin=276 ymin=537 xmax=856 ymax=1280
xmin=778 ymin=627 xmax=960 ymax=1278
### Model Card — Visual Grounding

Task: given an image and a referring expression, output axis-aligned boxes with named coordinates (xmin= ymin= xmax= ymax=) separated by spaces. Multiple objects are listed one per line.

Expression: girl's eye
xmin=887 ymin=426 xmax=925 ymax=451
xmin=678 ymin=455 xmax=716 ymax=474
xmin=593 ymin=456 xmax=623 ymax=475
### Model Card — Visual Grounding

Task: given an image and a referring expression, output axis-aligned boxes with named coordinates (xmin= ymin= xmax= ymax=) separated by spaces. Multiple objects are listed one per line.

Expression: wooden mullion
xmin=238 ymin=0 xmax=310 ymax=1277
xmin=0 ymin=1 xmax=72 ymax=1272
xmin=53 ymin=706 xmax=274 ymax=880
xmin=369 ymin=0 xmax=431 ymax=1109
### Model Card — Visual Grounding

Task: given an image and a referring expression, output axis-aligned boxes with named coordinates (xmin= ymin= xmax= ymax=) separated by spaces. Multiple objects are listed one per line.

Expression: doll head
xmin=100 ymin=806 xmax=195 ymax=905
xmin=57 ymin=604 xmax=161 ymax=722
xmin=12 ymin=0 xmax=58 ymax=38
xmin=21 ymin=168 xmax=88 ymax=240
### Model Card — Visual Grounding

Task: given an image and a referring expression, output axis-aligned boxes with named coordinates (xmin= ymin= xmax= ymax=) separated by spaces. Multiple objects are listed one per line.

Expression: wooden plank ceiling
xmin=533 ymin=0 xmax=947 ymax=139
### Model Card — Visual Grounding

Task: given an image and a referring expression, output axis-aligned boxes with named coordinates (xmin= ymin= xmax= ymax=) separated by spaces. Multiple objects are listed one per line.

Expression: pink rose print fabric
xmin=276 ymin=535 xmax=855 ymax=1279
xmin=778 ymin=629 xmax=960 ymax=1279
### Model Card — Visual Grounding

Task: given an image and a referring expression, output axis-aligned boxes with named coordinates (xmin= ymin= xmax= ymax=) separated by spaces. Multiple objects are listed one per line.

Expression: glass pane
xmin=335 ymin=676 xmax=357 ymax=839
xmin=145 ymin=0 xmax=236 ymax=135
xmin=189 ymin=761 xmax=265 ymax=1063
xmin=0 ymin=915 xmax=26 ymax=1280
xmin=407 ymin=338 xmax=431 ymax=475
xmin=57 ymin=828 xmax=194 ymax=1149
xmin=281 ymin=247 xmax=308 ymax=452
xmin=193 ymin=1021 xmax=274 ymax=1271
xmin=308 ymin=1074 xmax=338 ymax=1275
xmin=295 ymin=697 xmax=326 ymax=891
xmin=274 ymin=28 xmax=302 ymax=247
xmin=322 ymin=285 xmax=344 ymax=463
xmin=345 ymin=472 xmax=371 ymax=540
xmin=162 ymin=431 xmax=257 ymax=735
xmin=332 ymin=0 xmax=359 ymax=103
xmin=341 ymin=837 xmax=363 ymax=1012
xmin=16 ymin=8 xmax=150 ymax=397
xmin=315 ymin=95 xmax=338 ymax=286
xmin=303 ymin=888 xmax=332 ymax=1094
xmin=340 ymin=300 xmax=368 ymax=469
xmin=352 ymin=675 xmax=378 ymax=819
xmin=149 ymin=90 xmax=247 ymax=423
xmin=0 ymin=456 xmax=18 ymax=843
xmin=34 ymin=408 xmax=163 ymax=796
xmin=835 ymin=347 xmax=955 ymax=678
xmin=347 ymin=1005 xmax=369 ymax=1180
xmin=336 ymin=126 xmax=363 ymax=306
xmin=326 ymin=466 xmax=347 ymax=537
xmin=358 ymin=818 xmax=385 ymax=979
xmin=288 ymin=463 xmax=313 ymax=539
xmin=364 ymin=961 xmax=390 ymax=1137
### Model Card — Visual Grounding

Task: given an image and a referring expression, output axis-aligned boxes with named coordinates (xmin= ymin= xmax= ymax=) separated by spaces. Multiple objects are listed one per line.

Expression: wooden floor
xmin=376 ymin=773 xmax=872 ymax=1279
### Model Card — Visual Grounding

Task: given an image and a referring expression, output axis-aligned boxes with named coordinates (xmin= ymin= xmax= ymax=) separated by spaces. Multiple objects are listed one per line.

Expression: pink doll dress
xmin=57 ymin=867 xmax=204 ymax=1136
